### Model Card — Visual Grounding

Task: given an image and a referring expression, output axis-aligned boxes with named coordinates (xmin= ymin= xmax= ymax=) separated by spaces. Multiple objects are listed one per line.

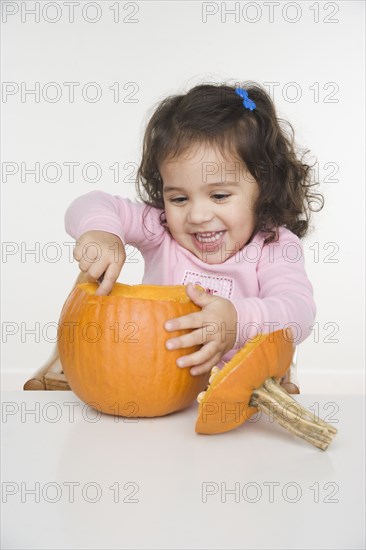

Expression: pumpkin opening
xmin=79 ymin=282 xmax=197 ymax=302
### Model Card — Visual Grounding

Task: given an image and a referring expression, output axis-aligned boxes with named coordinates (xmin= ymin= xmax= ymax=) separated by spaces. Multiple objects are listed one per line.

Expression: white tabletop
xmin=1 ymin=391 xmax=365 ymax=550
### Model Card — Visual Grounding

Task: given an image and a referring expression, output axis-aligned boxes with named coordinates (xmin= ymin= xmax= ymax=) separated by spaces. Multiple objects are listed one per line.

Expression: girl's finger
xmin=78 ymin=257 xmax=97 ymax=273
xmin=175 ymin=341 xmax=218 ymax=369
xmin=165 ymin=326 xmax=208 ymax=351
xmin=188 ymin=351 xmax=223 ymax=375
xmin=190 ymin=362 xmax=217 ymax=376
xmin=94 ymin=264 xmax=120 ymax=296
xmin=164 ymin=312 xmax=210 ymax=332
xmin=73 ymin=246 xmax=83 ymax=262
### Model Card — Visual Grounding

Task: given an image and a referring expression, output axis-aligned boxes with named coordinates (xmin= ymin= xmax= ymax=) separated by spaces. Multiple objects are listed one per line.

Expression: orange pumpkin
xmin=57 ymin=282 xmax=210 ymax=417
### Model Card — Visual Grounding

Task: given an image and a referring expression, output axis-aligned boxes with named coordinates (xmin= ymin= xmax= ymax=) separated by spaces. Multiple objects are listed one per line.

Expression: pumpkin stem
xmin=250 ymin=377 xmax=338 ymax=451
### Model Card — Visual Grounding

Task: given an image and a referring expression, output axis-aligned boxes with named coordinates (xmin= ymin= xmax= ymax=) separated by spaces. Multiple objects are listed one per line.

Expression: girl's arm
xmin=233 ymin=228 xmax=316 ymax=349
xmin=64 ymin=190 xmax=165 ymax=250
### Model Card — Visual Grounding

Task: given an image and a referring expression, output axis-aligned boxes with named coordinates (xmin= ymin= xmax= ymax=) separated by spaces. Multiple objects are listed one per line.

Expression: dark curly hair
xmin=135 ymin=82 xmax=324 ymax=245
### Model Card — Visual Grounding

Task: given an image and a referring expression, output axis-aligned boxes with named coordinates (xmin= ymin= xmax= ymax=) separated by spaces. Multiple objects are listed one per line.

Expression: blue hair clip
xmin=235 ymin=87 xmax=256 ymax=111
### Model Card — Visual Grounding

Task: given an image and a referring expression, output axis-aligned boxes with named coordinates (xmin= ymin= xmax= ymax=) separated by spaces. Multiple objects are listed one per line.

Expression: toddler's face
xmin=160 ymin=144 xmax=259 ymax=264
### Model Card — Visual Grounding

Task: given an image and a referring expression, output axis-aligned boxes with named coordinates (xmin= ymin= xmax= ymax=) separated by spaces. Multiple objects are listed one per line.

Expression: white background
xmin=1 ymin=0 xmax=365 ymax=391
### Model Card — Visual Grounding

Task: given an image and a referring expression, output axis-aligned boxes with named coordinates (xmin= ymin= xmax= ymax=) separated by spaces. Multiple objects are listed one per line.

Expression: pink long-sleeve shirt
xmin=64 ymin=190 xmax=316 ymax=367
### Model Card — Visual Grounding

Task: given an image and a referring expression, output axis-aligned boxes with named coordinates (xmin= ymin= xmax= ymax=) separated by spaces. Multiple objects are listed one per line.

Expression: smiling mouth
xmin=194 ymin=231 xmax=225 ymax=243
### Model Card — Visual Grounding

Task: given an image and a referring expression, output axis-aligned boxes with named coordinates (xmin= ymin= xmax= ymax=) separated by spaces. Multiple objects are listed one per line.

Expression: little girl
xmin=64 ymin=82 xmax=324 ymax=382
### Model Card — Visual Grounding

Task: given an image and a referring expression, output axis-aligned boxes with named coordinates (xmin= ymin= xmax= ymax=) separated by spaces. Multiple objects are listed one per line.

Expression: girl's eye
xmin=213 ymin=194 xmax=231 ymax=201
xmin=169 ymin=197 xmax=187 ymax=203
xmin=169 ymin=194 xmax=231 ymax=204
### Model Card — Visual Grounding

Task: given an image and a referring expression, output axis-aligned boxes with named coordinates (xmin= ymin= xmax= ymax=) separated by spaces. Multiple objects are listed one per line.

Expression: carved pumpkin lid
xmin=195 ymin=329 xmax=295 ymax=434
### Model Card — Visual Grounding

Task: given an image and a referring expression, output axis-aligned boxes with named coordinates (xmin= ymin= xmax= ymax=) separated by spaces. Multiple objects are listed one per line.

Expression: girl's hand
xmin=73 ymin=230 xmax=126 ymax=296
xmin=164 ymin=283 xmax=238 ymax=376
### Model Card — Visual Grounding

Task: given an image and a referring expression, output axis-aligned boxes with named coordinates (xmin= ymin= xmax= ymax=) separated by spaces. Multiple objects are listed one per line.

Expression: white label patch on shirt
xmin=181 ymin=270 xmax=234 ymax=300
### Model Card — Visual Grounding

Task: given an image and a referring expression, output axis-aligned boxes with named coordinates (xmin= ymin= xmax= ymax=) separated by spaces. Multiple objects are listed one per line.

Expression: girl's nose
xmin=187 ymin=202 xmax=213 ymax=225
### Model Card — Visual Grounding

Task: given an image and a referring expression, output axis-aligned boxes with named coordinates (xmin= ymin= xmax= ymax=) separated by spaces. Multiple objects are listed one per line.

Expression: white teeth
xmin=195 ymin=231 xmax=224 ymax=243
